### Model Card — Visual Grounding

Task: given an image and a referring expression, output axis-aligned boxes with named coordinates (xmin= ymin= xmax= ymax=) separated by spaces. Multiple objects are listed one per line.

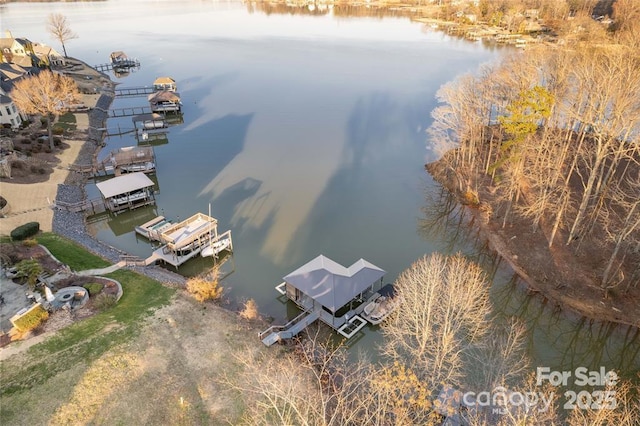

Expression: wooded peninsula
xmin=424 ymin=0 xmax=639 ymax=327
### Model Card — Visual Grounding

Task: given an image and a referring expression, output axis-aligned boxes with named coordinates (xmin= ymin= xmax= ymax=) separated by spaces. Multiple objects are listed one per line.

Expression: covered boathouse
xmin=260 ymin=255 xmax=385 ymax=346
xmin=95 ymin=172 xmax=156 ymax=213
xmin=146 ymin=212 xmax=233 ymax=268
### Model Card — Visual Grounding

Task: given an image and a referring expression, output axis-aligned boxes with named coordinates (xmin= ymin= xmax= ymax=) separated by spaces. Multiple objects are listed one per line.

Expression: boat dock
xmin=70 ymin=145 xmax=156 ymax=177
xmin=259 ymin=255 xmax=386 ymax=346
xmin=142 ymin=213 xmax=233 ymax=268
xmin=93 ymin=61 xmax=140 ymax=72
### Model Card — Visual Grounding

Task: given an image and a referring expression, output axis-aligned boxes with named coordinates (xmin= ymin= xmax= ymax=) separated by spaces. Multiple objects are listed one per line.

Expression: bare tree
xmin=380 ymin=253 xmax=492 ymax=389
xmin=600 ymin=171 xmax=640 ymax=289
xmin=47 ymin=13 xmax=77 ymax=58
xmin=11 ymin=71 xmax=80 ymax=151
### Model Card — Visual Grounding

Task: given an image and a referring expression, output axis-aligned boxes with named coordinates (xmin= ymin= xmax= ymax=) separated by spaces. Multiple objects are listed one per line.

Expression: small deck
xmin=134 ymin=215 xmax=174 ymax=242
xmin=336 ymin=315 xmax=367 ymax=338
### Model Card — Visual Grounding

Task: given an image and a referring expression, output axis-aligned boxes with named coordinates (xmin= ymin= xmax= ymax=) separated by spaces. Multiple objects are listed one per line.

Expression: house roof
xmin=110 ymin=51 xmax=127 ymax=60
xmin=0 ymin=94 xmax=13 ymax=105
xmin=96 ymin=172 xmax=154 ymax=199
xmin=284 ymin=255 xmax=385 ymax=313
xmin=153 ymin=77 xmax=175 ymax=85
xmin=148 ymin=91 xmax=180 ymax=103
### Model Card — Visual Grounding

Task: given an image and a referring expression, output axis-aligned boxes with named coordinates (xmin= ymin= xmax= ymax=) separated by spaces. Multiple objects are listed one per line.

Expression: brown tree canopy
xmin=47 ymin=13 xmax=78 ymax=58
xmin=11 ymin=71 xmax=80 ymax=149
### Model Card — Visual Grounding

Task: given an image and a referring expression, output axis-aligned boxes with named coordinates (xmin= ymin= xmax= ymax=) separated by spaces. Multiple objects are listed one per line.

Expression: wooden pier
xmin=70 ymin=145 xmax=156 ymax=178
xmin=109 ymin=106 xmax=152 ymax=118
xmin=115 ymin=86 xmax=155 ymax=97
xmin=54 ymin=198 xmax=107 ymax=216
xmin=93 ymin=60 xmax=141 ymax=73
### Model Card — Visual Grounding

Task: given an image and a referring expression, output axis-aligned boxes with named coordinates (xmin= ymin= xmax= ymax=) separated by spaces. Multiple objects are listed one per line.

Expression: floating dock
xmin=134 ymin=215 xmax=174 ymax=241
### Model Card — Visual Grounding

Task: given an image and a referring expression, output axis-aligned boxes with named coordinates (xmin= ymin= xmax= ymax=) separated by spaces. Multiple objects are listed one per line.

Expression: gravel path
xmin=53 ymin=91 xmax=187 ymax=287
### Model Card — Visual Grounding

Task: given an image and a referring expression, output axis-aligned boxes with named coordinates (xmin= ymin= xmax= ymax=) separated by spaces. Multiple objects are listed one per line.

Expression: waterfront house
xmin=0 ymin=87 xmax=25 ymax=128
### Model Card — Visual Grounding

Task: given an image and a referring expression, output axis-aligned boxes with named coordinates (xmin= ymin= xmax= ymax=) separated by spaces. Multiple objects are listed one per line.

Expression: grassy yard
xmin=37 ymin=233 xmax=112 ymax=270
xmin=0 ymin=233 xmax=272 ymax=425
xmin=0 ymin=234 xmax=175 ymax=423
xmin=52 ymin=112 xmax=77 ymax=133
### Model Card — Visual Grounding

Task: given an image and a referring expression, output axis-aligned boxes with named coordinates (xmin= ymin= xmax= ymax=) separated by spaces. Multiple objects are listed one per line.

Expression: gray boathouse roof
xmin=284 ymin=255 xmax=385 ymax=313
xmin=96 ymin=172 xmax=154 ymax=199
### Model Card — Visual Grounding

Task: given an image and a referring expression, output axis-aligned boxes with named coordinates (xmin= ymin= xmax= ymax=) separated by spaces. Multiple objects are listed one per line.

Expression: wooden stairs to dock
xmin=259 ymin=310 xmax=321 ymax=347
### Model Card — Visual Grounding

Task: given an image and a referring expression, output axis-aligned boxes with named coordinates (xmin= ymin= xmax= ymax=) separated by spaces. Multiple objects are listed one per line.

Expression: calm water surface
xmin=4 ymin=0 xmax=638 ymax=382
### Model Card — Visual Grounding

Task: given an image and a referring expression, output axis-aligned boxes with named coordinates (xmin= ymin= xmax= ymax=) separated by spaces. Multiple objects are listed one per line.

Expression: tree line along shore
xmin=424 ymin=0 xmax=639 ymax=328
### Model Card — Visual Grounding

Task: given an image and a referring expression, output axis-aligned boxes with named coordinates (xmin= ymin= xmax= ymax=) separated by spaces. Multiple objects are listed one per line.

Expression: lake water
xmin=4 ymin=0 xmax=638 ymax=384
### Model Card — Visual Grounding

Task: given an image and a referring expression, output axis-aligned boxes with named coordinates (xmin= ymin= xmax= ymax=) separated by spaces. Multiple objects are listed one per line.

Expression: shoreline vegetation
xmin=421 ymin=0 xmax=639 ymax=328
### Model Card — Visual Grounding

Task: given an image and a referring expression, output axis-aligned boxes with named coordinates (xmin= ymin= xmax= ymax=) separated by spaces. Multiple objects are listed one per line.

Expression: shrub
xmin=462 ymin=189 xmax=480 ymax=207
xmin=30 ymin=165 xmax=40 ymax=173
xmin=240 ymin=299 xmax=259 ymax=320
xmin=12 ymin=304 xmax=49 ymax=333
xmin=12 ymin=259 xmax=43 ymax=289
xmin=52 ymin=128 xmax=64 ymax=136
xmin=10 ymin=160 xmax=23 ymax=169
xmin=22 ymin=238 xmax=38 ymax=247
xmin=11 ymin=222 xmax=40 ymax=241
xmin=186 ymin=274 xmax=223 ymax=302
xmin=40 ymin=117 xmax=47 ymax=128
xmin=94 ymin=293 xmax=117 ymax=310
xmin=83 ymin=282 xmax=104 ymax=296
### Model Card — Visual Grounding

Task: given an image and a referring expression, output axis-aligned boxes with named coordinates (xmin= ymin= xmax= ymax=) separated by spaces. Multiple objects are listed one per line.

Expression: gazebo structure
xmin=95 ymin=172 xmax=156 ymax=213
xmin=260 ymin=255 xmax=385 ymax=346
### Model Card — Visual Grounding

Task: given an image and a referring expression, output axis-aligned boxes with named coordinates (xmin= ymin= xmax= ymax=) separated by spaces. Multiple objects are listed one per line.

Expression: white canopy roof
xmin=96 ymin=172 xmax=154 ymax=199
xmin=284 ymin=255 xmax=385 ymax=313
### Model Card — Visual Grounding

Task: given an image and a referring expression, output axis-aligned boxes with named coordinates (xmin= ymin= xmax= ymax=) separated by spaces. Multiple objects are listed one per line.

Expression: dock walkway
xmin=115 ymin=86 xmax=155 ymax=97
xmin=260 ymin=310 xmax=321 ymax=346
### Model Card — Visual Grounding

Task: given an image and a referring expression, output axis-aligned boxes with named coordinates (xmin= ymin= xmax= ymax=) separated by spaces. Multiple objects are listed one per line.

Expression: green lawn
xmin=37 ymin=233 xmax=111 ymax=270
xmin=1 ymin=233 xmax=175 ymax=397
xmin=53 ymin=112 xmax=77 ymax=132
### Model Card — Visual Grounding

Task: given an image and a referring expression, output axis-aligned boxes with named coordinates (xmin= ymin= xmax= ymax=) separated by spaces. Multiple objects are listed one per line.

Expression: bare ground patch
xmin=0 ymin=291 xmax=281 ymax=425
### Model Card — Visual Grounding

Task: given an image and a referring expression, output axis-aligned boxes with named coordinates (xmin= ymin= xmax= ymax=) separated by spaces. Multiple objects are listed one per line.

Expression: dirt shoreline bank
xmin=426 ymin=158 xmax=640 ymax=330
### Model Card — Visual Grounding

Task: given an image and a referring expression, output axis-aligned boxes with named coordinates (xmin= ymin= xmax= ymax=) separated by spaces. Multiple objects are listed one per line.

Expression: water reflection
xmin=420 ymin=187 xmax=640 ymax=381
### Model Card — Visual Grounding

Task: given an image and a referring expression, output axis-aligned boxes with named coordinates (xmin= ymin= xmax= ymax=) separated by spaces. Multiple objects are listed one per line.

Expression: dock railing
xmin=258 ymin=310 xmax=309 ymax=341
xmin=119 ymin=254 xmax=147 ymax=267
